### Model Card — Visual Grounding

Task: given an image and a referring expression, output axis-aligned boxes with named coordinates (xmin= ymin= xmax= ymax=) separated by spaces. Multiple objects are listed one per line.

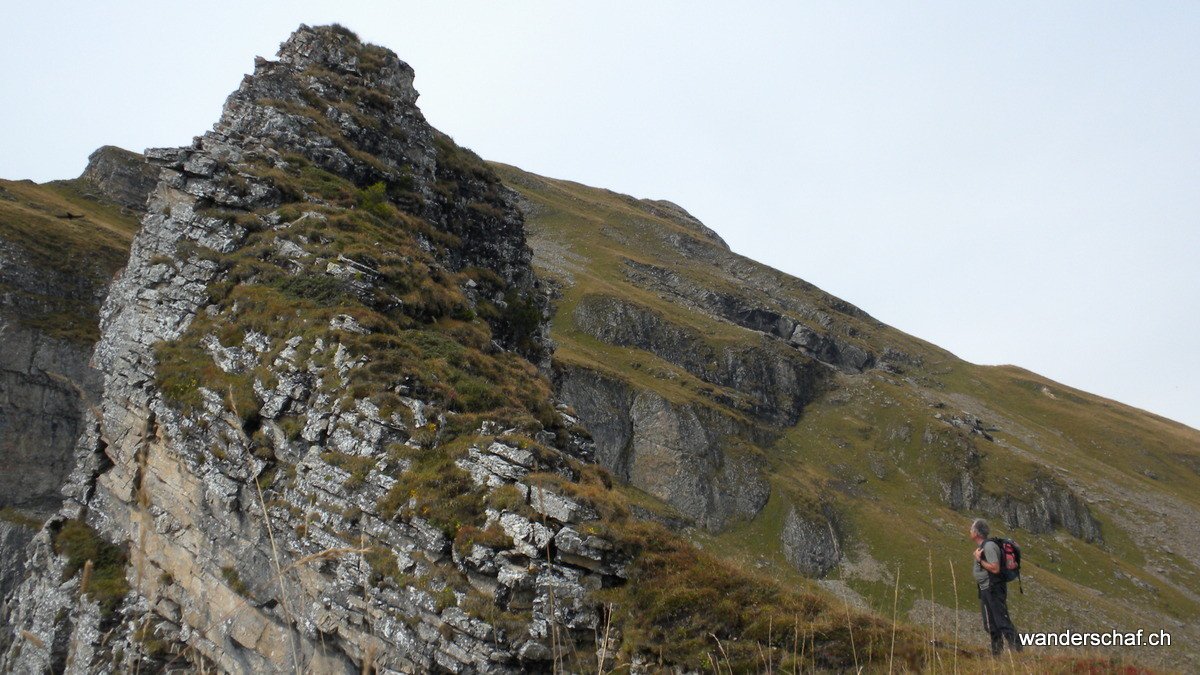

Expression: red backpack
xmin=988 ymin=537 xmax=1023 ymax=593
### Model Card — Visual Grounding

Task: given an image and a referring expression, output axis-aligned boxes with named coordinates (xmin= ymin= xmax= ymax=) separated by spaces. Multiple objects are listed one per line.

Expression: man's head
xmin=970 ymin=518 xmax=989 ymax=543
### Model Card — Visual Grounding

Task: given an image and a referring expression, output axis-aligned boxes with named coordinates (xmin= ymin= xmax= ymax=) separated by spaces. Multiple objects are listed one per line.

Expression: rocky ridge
xmin=0 ymin=24 xmax=596 ymax=674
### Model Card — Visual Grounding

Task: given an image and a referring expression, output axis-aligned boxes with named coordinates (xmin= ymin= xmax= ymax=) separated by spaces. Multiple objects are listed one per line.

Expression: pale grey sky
xmin=3 ymin=2 xmax=1198 ymax=430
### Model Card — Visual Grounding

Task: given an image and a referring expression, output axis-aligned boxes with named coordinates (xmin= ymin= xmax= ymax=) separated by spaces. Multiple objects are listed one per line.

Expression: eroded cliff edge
xmin=0 ymin=153 xmax=147 ymax=603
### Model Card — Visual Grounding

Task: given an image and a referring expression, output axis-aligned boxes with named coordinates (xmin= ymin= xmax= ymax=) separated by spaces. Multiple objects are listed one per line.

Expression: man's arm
xmin=979 ymin=542 xmax=1001 ymax=574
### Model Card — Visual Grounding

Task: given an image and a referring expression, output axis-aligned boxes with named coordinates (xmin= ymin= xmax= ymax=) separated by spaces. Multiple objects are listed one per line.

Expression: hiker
xmin=970 ymin=518 xmax=1022 ymax=655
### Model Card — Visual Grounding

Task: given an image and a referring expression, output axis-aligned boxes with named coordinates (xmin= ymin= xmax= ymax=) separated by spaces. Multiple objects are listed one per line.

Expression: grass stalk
xmin=21 ymin=630 xmax=45 ymax=649
xmin=80 ymin=559 xmax=94 ymax=596
xmin=361 ymin=644 xmax=376 ymax=675
xmin=929 ymin=549 xmax=939 ymax=672
xmin=791 ymin=615 xmax=799 ymax=675
xmin=949 ymin=559 xmax=959 ymax=675
xmin=710 ymin=633 xmax=732 ymax=675
xmin=889 ymin=563 xmax=901 ymax=674
xmin=767 ymin=615 xmax=774 ymax=673
xmin=830 ymin=521 xmax=859 ymax=672
xmin=596 ymin=602 xmax=613 ymax=675
xmin=254 ymin=476 xmax=299 ymax=673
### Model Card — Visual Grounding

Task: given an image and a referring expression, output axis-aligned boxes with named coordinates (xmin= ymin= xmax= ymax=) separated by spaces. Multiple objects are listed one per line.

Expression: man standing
xmin=971 ymin=518 xmax=1022 ymax=655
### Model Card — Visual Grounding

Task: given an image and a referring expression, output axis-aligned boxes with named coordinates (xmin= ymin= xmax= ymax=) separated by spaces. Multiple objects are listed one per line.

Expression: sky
xmin=3 ymin=2 xmax=1198 ymax=430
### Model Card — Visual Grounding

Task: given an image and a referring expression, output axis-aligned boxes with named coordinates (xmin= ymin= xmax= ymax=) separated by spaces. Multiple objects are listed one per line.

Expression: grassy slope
xmin=495 ymin=161 xmax=1200 ymax=669
xmin=0 ymin=178 xmax=141 ymax=342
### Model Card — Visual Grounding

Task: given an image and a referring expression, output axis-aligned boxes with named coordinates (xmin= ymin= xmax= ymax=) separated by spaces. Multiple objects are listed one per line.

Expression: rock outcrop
xmin=622 ymin=260 xmax=877 ymax=374
xmin=78 ymin=146 xmax=159 ymax=212
xmin=931 ymin=427 xmax=1104 ymax=543
xmin=571 ymin=293 xmax=826 ymax=428
xmin=940 ymin=465 xmax=1103 ymax=543
xmin=779 ymin=506 xmax=841 ymax=578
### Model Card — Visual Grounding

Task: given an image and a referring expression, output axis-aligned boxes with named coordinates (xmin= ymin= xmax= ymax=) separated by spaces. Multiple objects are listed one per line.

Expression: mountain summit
xmin=2 ymin=24 xmax=1197 ymax=672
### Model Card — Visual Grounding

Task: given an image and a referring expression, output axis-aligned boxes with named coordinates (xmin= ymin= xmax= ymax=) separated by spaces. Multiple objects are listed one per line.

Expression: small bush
xmin=272 ymin=274 xmax=354 ymax=306
xmin=484 ymin=484 xmax=530 ymax=515
xmin=328 ymin=24 xmax=361 ymax=41
xmin=453 ymin=524 xmax=513 ymax=558
xmin=356 ymin=182 xmax=393 ymax=219
xmin=220 ymin=565 xmax=250 ymax=596
xmin=364 ymin=546 xmax=412 ymax=586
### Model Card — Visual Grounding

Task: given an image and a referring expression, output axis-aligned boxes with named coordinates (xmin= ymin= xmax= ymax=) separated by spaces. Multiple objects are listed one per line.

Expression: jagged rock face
xmin=940 ymin=463 xmax=1103 ymax=542
xmin=930 ymin=426 xmax=1103 ymax=542
xmin=556 ymin=368 xmax=768 ymax=530
xmin=0 ymin=25 xmax=609 ymax=674
xmin=572 ymin=293 xmax=826 ymax=429
xmin=0 ymin=520 xmax=37 ymax=605
xmin=622 ymin=260 xmax=878 ymax=374
xmin=779 ymin=506 xmax=840 ymax=578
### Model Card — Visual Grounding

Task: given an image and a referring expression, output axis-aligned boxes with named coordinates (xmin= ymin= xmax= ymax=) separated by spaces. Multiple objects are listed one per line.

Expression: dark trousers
xmin=979 ymin=582 xmax=1022 ymax=655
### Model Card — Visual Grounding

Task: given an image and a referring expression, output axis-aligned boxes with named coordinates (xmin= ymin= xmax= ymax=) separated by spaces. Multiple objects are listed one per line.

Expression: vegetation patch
xmin=587 ymin=519 xmax=928 ymax=671
xmin=452 ymin=524 xmax=513 ymax=558
xmin=379 ymin=443 xmax=485 ymax=539
xmin=220 ymin=565 xmax=250 ymax=596
xmin=0 ymin=179 xmax=139 ymax=344
xmin=321 ymin=451 xmax=376 ymax=488
xmin=0 ymin=507 xmax=45 ymax=530
xmin=52 ymin=518 xmax=130 ymax=615
xmin=363 ymin=546 xmax=411 ymax=587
